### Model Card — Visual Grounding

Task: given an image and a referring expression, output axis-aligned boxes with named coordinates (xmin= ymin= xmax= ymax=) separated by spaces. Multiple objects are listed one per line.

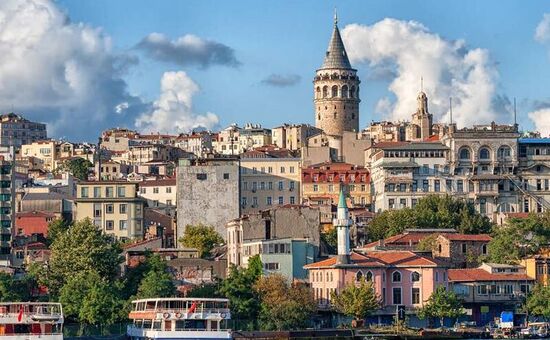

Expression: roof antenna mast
xmin=334 ymin=7 xmax=338 ymax=26
xmin=513 ymin=97 xmax=517 ymax=126
xmin=449 ymin=97 xmax=453 ymax=125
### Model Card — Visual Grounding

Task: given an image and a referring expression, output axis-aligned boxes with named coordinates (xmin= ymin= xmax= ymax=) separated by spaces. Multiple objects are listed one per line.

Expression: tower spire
xmin=320 ymin=11 xmax=351 ymax=69
xmin=334 ymin=8 xmax=338 ymax=26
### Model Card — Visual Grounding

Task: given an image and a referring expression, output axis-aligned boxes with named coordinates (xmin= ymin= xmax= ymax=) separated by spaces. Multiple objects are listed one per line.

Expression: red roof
xmin=448 ymin=268 xmax=533 ymax=282
xmin=304 ymin=250 xmax=441 ymax=269
xmin=138 ymin=178 xmax=176 ymax=187
xmin=362 ymin=232 xmax=430 ymax=249
xmin=505 ymin=212 xmax=530 ymax=219
xmin=440 ymin=234 xmax=492 ymax=242
xmin=425 ymin=135 xmax=440 ymax=142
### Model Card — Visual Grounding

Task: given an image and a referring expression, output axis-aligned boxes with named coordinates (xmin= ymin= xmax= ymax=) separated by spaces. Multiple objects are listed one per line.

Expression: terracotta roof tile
xmin=304 ymin=250 xmax=441 ymax=268
xmin=448 ymin=268 xmax=533 ymax=282
xmin=440 ymin=234 xmax=492 ymax=242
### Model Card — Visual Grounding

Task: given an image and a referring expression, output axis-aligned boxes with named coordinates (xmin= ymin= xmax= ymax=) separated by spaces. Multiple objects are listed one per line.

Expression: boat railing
xmin=131 ymin=308 xmax=230 ymax=315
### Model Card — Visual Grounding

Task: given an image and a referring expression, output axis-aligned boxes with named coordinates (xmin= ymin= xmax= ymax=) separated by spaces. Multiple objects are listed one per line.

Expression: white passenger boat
xmin=0 ymin=302 xmax=64 ymax=340
xmin=127 ymin=298 xmax=232 ymax=340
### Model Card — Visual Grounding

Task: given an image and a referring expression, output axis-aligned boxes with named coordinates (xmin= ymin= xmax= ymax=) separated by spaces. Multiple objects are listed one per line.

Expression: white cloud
xmin=342 ymin=19 xmax=503 ymax=127
xmin=135 ymin=71 xmax=219 ymax=134
xmin=528 ymin=108 xmax=550 ymax=137
xmin=0 ymin=0 xmax=142 ymax=140
xmin=374 ymin=97 xmax=393 ymax=117
xmin=535 ymin=13 xmax=550 ymax=43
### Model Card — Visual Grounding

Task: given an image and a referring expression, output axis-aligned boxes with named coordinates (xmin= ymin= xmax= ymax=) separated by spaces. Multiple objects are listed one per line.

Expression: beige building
xmin=20 ymin=140 xmax=79 ymax=171
xmin=100 ymin=128 xmax=139 ymax=152
xmin=271 ymin=124 xmax=321 ymax=151
xmin=516 ymin=138 xmax=550 ymax=213
xmin=240 ymin=146 xmax=301 ymax=214
xmin=75 ymin=181 xmax=145 ymax=240
xmin=212 ymin=124 xmax=240 ymax=155
xmin=238 ymin=123 xmax=272 ymax=153
xmin=138 ymin=178 xmax=176 ymax=208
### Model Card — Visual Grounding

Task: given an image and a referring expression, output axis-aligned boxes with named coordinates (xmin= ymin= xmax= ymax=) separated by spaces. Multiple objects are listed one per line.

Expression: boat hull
xmin=128 ymin=327 xmax=231 ymax=339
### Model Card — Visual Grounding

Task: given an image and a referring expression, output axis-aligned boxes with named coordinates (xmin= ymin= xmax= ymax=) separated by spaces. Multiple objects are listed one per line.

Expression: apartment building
xmin=367 ymin=141 xmax=451 ymax=211
xmin=212 ymin=124 xmax=240 ymax=155
xmin=516 ymin=138 xmax=550 ymax=213
xmin=238 ymin=123 xmax=272 ymax=153
xmin=177 ymin=157 xmax=240 ymax=241
xmin=301 ymin=162 xmax=370 ymax=208
xmin=240 ymin=146 xmax=301 ymax=214
xmin=100 ymin=128 xmax=139 ymax=152
xmin=175 ymin=132 xmax=213 ymax=156
xmin=138 ymin=178 xmax=176 ymax=208
xmin=271 ymin=124 xmax=321 ymax=151
xmin=75 ymin=181 xmax=145 ymax=240
xmin=0 ymin=113 xmax=47 ymax=148
xmin=0 ymin=147 xmax=15 ymax=264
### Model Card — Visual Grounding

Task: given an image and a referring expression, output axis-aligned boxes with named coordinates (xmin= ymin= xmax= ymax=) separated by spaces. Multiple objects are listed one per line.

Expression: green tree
xmin=58 ymin=158 xmax=92 ymax=180
xmin=0 ymin=273 xmax=33 ymax=302
xmin=218 ymin=255 xmax=262 ymax=320
xmin=46 ymin=218 xmax=69 ymax=245
xmin=254 ymin=274 xmax=316 ymax=331
xmin=321 ymin=227 xmax=338 ymax=254
xmin=45 ymin=218 xmax=122 ymax=296
xmin=330 ymin=278 xmax=380 ymax=322
xmin=526 ymin=284 xmax=550 ymax=319
xmin=187 ymin=282 xmax=222 ymax=298
xmin=367 ymin=195 xmax=493 ymax=241
xmin=416 ymin=234 xmax=438 ymax=252
xmin=486 ymin=213 xmax=550 ymax=264
xmin=179 ymin=224 xmax=224 ymax=258
xmin=418 ymin=286 xmax=464 ymax=328
xmin=136 ymin=270 xmax=176 ymax=299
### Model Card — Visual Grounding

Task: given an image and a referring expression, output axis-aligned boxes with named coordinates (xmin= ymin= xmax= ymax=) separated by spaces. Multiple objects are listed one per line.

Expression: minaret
xmin=313 ymin=12 xmax=360 ymax=137
xmin=333 ymin=185 xmax=351 ymax=264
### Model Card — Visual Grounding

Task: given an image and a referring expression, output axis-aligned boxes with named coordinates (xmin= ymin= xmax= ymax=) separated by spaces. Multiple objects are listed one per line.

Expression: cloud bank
xmin=136 ymin=33 xmax=240 ymax=68
xmin=135 ymin=71 xmax=219 ymax=134
xmin=0 ymin=0 xmax=146 ymax=140
xmin=261 ymin=74 xmax=301 ymax=87
xmin=342 ymin=18 xmax=504 ymax=127
xmin=535 ymin=13 xmax=550 ymax=43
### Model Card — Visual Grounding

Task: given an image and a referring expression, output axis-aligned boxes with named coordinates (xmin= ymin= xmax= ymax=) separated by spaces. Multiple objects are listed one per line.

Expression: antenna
xmin=420 ymin=76 xmax=424 ymax=92
xmin=449 ymin=97 xmax=453 ymax=125
xmin=334 ymin=8 xmax=338 ymax=26
xmin=513 ymin=97 xmax=517 ymax=126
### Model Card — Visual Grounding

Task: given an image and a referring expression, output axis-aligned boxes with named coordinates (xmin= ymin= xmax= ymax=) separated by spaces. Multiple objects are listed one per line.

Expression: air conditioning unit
xmin=289 ymin=187 xmax=294 ymax=191
xmin=252 ymin=188 xmax=256 ymax=193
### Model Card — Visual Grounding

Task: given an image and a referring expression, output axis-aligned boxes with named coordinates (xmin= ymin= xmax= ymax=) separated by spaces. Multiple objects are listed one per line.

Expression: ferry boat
xmin=0 ymin=302 xmax=64 ymax=340
xmin=127 ymin=298 xmax=232 ymax=339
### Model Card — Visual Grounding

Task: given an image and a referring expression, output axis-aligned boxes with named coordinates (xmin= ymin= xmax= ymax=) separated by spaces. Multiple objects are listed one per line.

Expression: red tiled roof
xmin=138 ymin=178 xmax=176 ymax=187
xmin=448 ymin=268 xmax=533 ymax=282
xmin=304 ymin=250 xmax=440 ymax=269
xmin=505 ymin=212 xmax=530 ymax=219
xmin=425 ymin=135 xmax=440 ymax=142
xmin=440 ymin=234 xmax=492 ymax=242
xmin=362 ymin=231 xmax=438 ymax=249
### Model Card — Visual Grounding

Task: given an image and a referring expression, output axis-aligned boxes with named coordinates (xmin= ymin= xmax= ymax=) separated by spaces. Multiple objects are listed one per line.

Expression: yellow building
xmin=240 ymin=146 xmax=301 ymax=214
xmin=75 ymin=181 xmax=145 ymax=241
xmin=520 ymin=249 xmax=550 ymax=286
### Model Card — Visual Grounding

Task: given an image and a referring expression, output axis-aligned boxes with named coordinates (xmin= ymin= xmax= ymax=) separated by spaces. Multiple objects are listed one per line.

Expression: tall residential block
xmin=0 ymin=146 xmax=15 ymax=264
xmin=177 ymin=157 xmax=240 ymax=242
xmin=0 ymin=113 xmax=47 ymax=147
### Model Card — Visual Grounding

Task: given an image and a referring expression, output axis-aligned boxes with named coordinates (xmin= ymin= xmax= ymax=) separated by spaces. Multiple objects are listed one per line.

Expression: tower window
xmin=317 ymin=114 xmax=320 ymax=120
xmin=322 ymin=86 xmax=328 ymax=98
xmin=350 ymin=86 xmax=356 ymax=98
xmin=342 ymin=85 xmax=349 ymax=98
xmin=334 ymin=112 xmax=337 ymax=119
xmin=332 ymin=85 xmax=338 ymax=98
xmin=352 ymin=113 xmax=355 ymax=119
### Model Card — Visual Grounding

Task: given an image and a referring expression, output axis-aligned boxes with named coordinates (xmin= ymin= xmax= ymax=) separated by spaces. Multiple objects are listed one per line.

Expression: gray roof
xmin=320 ymin=23 xmax=352 ymax=69
xmin=22 ymin=192 xmax=67 ymax=201
xmin=379 ymin=161 xmax=419 ymax=168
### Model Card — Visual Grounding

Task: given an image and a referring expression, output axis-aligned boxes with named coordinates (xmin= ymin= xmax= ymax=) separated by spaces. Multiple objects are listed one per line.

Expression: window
xmin=290 ymin=196 xmax=295 ymax=204
xmin=356 ymin=271 xmax=363 ymax=282
xmin=119 ymin=204 xmax=127 ymax=214
xmin=196 ymin=173 xmax=207 ymax=180
xmin=264 ymin=263 xmax=279 ymax=270
xmin=480 ymin=198 xmax=487 ymax=214
xmin=392 ymin=271 xmax=401 ymax=282
xmin=278 ymin=196 xmax=283 ymax=204
xmin=106 ymin=204 xmax=114 ymax=214
xmin=290 ymin=166 xmax=295 ymax=173
xmin=223 ymin=173 xmax=230 ymax=180
xmin=153 ymin=187 xmax=159 ymax=194
xmin=411 ymin=271 xmax=420 ymax=282
xmin=166 ymin=199 xmax=172 ymax=206
xmin=93 ymin=204 xmax=102 ymax=217
xmin=479 ymin=147 xmax=490 ymax=160
xmin=462 ymin=243 xmax=467 ymax=253
xmin=266 ymin=197 xmax=272 ymax=205
xmin=434 ymin=180 xmax=440 ymax=192
xmin=278 ymin=181 xmax=284 ymax=190
xmin=423 ymin=180 xmax=429 ymax=192
xmin=366 ymin=271 xmax=373 ymax=282
xmin=400 ymin=198 xmax=406 ymax=208
xmin=459 ymin=148 xmax=471 ymax=160
xmin=477 ymin=285 xmax=488 ymax=295
xmin=268 ymin=167 xmax=273 ymax=174
xmin=93 ymin=187 xmax=101 ymax=198
xmin=166 ymin=187 xmax=172 ymax=193
xmin=106 ymin=186 xmax=114 ymax=198
xmin=141 ymin=187 xmax=147 ymax=194
xmin=117 ymin=186 xmax=126 ymax=197
xmin=457 ymin=180 xmax=463 ymax=193
xmin=280 ymin=166 xmax=285 ymax=174
xmin=119 ymin=220 xmax=127 ymax=230
xmin=105 ymin=220 xmax=114 ymax=230
xmin=313 ymin=184 xmax=319 ymax=192
xmin=412 ymin=288 xmax=420 ymax=305
xmin=241 ymin=197 xmax=247 ymax=206
xmin=392 ymin=287 xmax=402 ymax=305
xmin=81 ymin=187 xmax=89 ymax=198
xmin=388 ymin=198 xmax=395 ymax=209
xmin=482 ymin=244 xmax=487 ymax=255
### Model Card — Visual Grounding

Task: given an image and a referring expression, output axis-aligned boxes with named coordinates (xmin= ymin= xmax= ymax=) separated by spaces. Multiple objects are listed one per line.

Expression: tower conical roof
xmin=321 ymin=20 xmax=352 ymax=70
xmin=338 ymin=186 xmax=347 ymax=209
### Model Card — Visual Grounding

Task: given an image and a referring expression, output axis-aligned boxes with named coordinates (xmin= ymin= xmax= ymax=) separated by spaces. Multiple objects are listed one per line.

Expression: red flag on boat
xmin=17 ymin=305 xmax=24 ymax=322
xmin=188 ymin=301 xmax=197 ymax=314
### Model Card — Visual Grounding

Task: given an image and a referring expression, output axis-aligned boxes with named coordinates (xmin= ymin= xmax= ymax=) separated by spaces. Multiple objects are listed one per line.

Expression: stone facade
xmin=432 ymin=234 xmax=491 ymax=268
xmin=177 ymin=157 xmax=240 ymax=242
xmin=313 ymin=19 xmax=360 ymax=137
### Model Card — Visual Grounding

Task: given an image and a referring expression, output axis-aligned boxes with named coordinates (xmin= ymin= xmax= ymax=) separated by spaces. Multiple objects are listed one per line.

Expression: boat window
xmin=152 ymin=320 xmax=162 ymax=330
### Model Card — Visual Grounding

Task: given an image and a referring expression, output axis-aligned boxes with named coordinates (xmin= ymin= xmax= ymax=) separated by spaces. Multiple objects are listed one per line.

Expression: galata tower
xmin=314 ymin=13 xmax=360 ymax=136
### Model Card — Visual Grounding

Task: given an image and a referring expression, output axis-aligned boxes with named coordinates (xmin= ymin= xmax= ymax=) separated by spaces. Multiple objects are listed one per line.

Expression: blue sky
xmin=2 ymin=0 xmax=550 ymax=140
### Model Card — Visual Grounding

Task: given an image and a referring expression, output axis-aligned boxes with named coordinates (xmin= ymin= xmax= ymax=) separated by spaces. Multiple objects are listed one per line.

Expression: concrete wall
xmin=177 ymin=159 xmax=239 ymax=243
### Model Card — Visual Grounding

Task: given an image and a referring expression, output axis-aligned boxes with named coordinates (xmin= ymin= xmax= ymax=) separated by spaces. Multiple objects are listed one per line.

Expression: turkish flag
xmin=188 ymin=302 xmax=197 ymax=314
xmin=17 ymin=305 xmax=24 ymax=322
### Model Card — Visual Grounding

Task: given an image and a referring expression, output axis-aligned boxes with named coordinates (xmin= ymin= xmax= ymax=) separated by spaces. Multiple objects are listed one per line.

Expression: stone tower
xmin=334 ymin=185 xmax=351 ymax=264
xmin=314 ymin=13 xmax=360 ymax=137
xmin=409 ymin=90 xmax=433 ymax=140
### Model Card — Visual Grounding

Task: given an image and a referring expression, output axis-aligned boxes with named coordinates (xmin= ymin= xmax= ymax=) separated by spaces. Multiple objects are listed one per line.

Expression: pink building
xmin=305 ymin=250 xmax=449 ymax=312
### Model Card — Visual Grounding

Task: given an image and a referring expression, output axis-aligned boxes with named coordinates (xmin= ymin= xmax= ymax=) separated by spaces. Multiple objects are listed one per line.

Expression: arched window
xmin=366 ymin=271 xmax=373 ymax=282
xmin=411 ymin=271 xmax=420 ymax=282
xmin=482 ymin=244 xmax=488 ymax=255
xmin=479 ymin=147 xmax=491 ymax=160
xmin=317 ymin=114 xmax=321 ymax=120
xmin=326 ymin=272 xmax=329 ymax=281
xmin=341 ymin=85 xmax=349 ymax=98
xmin=350 ymin=86 xmax=356 ymax=98
xmin=459 ymin=147 xmax=471 ymax=161
xmin=356 ymin=271 xmax=364 ymax=282
xmin=316 ymin=86 xmax=321 ymax=99
xmin=351 ymin=113 xmax=355 ymax=120
xmin=332 ymin=85 xmax=338 ymax=98
xmin=498 ymin=146 xmax=511 ymax=160
xmin=334 ymin=112 xmax=337 ymax=119
xmin=322 ymin=86 xmax=328 ymax=98
xmin=330 ymin=272 xmax=333 ymax=282
xmin=438 ymin=244 xmax=442 ymax=253
xmin=392 ymin=271 xmax=401 ymax=282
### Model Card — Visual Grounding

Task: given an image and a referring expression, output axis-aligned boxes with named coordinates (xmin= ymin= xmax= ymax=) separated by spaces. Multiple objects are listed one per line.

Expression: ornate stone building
xmin=406 ymin=91 xmax=433 ymax=141
xmin=313 ymin=14 xmax=360 ymax=137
